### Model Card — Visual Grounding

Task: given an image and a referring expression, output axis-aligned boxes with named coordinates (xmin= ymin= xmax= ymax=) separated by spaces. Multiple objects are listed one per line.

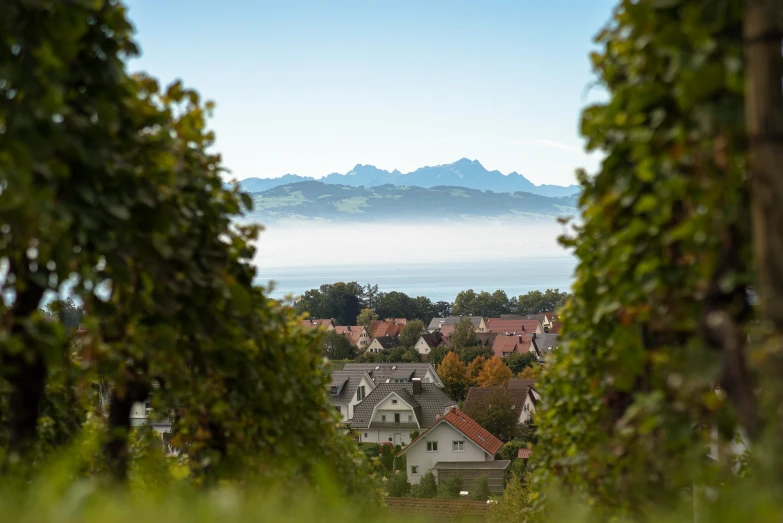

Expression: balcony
xmin=368 ymin=421 xmax=419 ymax=430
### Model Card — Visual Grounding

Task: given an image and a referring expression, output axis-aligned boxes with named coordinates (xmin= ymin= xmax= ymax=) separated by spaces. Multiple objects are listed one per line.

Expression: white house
xmin=334 ymin=325 xmax=371 ymax=350
xmin=398 ymin=407 xmax=509 ymax=494
xmin=366 ymin=335 xmax=401 ymax=354
xmin=414 ymin=333 xmax=444 ymax=356
xmin=350 ymin=379 xmax=457 ymax=446
xmin=328 ymin=369 xmax=376 ymax=422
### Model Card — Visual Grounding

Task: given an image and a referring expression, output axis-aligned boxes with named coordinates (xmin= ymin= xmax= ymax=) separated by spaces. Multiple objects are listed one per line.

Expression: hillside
xmin=244 ymin=181 xmax=578 ymax=224
xmin=238 ymin=158 xmax=581 ymax=197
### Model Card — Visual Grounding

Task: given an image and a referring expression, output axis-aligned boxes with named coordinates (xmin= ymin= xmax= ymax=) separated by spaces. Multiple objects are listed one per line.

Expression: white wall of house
xmin=348 ymin=374 xmax=375 ymax=420
xmin=366 ymin=338 xmax=386 ymax=353
xmin=477 ymin=318 xmax=487 ymax=332
xmin=357 ymin=328 xmax=370 ymax=349
xmin=518 ymin=395 xmax=536 ymax=423
xmin=371 ymin=393 xmax=420 ymax=427
xmin=404 ymin=422 xmax=492 ymax=484
xmin=415 ymin=337 xmax=432 ymax=355
xmin=359 ymin=429 xmax=417 ymax=446
xmin=422 ymin=368 xmax=439 ymax=384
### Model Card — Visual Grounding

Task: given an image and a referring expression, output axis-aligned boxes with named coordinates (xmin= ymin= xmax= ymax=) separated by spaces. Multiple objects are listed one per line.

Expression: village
xmin=307 ymin=312 xmax=561 ymax=510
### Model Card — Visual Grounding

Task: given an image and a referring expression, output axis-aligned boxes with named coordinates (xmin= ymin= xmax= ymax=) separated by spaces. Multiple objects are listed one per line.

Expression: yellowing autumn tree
xmin=518 ymin=366 xmax=540 ymax=381
xmin=466 ymin=356 xmax=487 ymax=386
xmin=438 ymin=352 xmax=469 ymax=401
xmin=477 ymin=357 xmax=512 ymax=387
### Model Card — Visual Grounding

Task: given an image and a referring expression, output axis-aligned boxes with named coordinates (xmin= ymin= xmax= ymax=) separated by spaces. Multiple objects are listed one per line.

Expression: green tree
xmin=399 ymin=320 xmax=425 ymax=348
xmin=535 ymin=0 xmax=766 ymax=516
xmin=0 ymin=0 xmax=382 ymax=502
xmin=295 ymin=282 xmax=365 ymax=326
xmin=463 ymin=387 xmax=518 ymax=441
xmin=438 ymin=352 xmax=469 ymax=401
xmin=427 ymin=346 xmax=450 ymax=367
xmin=460 ymin=346 xmax=493 ymax=365
xmin=488 ymin=474 xmax=532 ymax=522
xmin=356 ymin=308 xmax=378 ymax=330
xmin=504 ymin=352 xmax=537 ymax=375
xmin=375 ymin=291 xmax=417 ymax=320
xmin=468 ymin=474 xmax=491 ymax=501
xmin=411 ymin=471 xmax=438 ymax=499
xmin=437 ymin=473 xmax=463 ymax=500
xmin=449 ymin=318 xmax=478 ymax=351
xmin=320 ymin=330 xmax=355 ymax=360
xmin=453 ymin=289 xmax=511 ymax=317
xmin=499 ymin=440 xmax=526 ymax=462
xmin=385 ymin=471 xmax=411 ymax=497
xmin=515 ymin=289 xmax=569 ymax=315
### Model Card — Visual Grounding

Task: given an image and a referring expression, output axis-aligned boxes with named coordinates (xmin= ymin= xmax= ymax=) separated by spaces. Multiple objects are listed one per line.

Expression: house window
xmin=389 ymin=437 xmax=393 ymax=442
xmin=453 ymin=441 xmax=464 ymax=452
xmin=411 ymin=466 xmax=419 ymax=475
xmin=382 ymin=415 xmax=387 ymax=422
xmin=427 ymin=442 xmax=438 ymax=452
xmin=394 ymin=413 xmax=400 ymax=423
xmin=335 ymin=406 xmax=341 ymax=414
xmin=330 ymin=387 xmax=338 ymax=395
xmin=408 ymin=415 xmax=413 ymax=422
xmin=357 ymin=386 xmax=365 ymax=401
xmin=392 ymin=399 xmax=398 ymax=404
xmin=364 ymin=433 xmax=368 ymax=438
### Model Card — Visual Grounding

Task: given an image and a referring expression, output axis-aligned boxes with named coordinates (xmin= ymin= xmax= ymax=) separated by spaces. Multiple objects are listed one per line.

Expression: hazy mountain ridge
xmin=238 ymin=158 xmax=581 ymax=197
xmin=244 ymin=180 xmax=578 ymax=224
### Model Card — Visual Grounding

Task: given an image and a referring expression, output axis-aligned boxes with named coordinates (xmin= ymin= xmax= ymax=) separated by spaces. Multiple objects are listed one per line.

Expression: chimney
xmin=412 ymin=378 xmax=422 ymax=396
xmin=519 ymin=335 xmax=522 ymax=343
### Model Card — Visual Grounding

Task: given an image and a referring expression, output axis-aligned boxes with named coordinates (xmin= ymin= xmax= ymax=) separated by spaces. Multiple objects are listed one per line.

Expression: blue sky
xmin=125 ymin=0 xmax=615 ymax=186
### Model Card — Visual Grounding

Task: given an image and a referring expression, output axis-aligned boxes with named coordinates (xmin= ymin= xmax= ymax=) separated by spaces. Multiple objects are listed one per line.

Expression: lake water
xmin=254 ymin=256 xmax=576 ymax=302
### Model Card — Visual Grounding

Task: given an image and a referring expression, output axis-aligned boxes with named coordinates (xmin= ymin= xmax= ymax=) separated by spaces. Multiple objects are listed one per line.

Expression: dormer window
xmin=330 ymin=386 xmax=338 ymax=395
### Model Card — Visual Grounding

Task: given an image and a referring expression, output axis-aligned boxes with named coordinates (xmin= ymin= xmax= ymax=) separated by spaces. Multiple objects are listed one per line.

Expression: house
xmin=300 ymin=318 xmax=339 ymax=331
xmin=548 ymin=321 xmax=562 ymax=334
xmin=501 ymin=312 xmax=555 ymax=330
xmin=517 ymin=448 xmax=533 ymax=459
xmin=507 ymin=379 xmax=540 ymax=423
xmin=491 ymin=333 xmax=534 ymax=358
xmin=366 ymin=335 xmax=401 ymax=354
xmin=463 ymin=379 xmax=540 ymax=424
xmin=414 ymin=333 xmax=445 ymax=356
xmin=328 ymin=369 xmax=376 ymax=422
xmin=342 ymin=362 xmax=444 ymax=387
xmin=334 ymin=325 xmax=371 ymax=350
xmin=399 ymin=407 xmax=509 ymax=494
xmin=531 ymin=332 xmax=559 ymax=360
xmin=485 ymin=318 xmax=543 ymax=335
xmin=369 ymin=318 xmax=407 ymax=337
xmin=350 ymin=379 xmax=457 ymax=445
xmin=427 ymin=316 xmax=487 ymax=333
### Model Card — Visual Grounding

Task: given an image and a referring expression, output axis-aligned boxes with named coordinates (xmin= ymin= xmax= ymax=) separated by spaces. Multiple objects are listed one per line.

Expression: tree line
xmin=295 ymin=283 xmax=570 ymax=325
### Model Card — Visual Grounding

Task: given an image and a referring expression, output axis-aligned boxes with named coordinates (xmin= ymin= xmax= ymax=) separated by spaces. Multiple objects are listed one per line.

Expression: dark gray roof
xmin=418 ymin=333 xmax=443 ymax=349
xmin=350 ymin=383 xmax=457 ymax=429
xmin=433 ymin=460 xmax=511 ymax=470
xmin=427 ymin=316 xmax=483 ymax=330
xmin=373 ymin=335 xmax=401 ymax=349
xmin=327 ymin=369 xmax=370 ymax=405
xmin=532 ymin=333 xmax=559 ymax=357
xmin=342 ymin=362 xmax=442 ymax=386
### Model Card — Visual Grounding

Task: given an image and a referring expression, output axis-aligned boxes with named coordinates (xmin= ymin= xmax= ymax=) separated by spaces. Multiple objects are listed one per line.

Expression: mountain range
xmin=242 ymin=181 xmax=578 ymax=225
xmin=238 ymin=158 xmax=580 ymax=197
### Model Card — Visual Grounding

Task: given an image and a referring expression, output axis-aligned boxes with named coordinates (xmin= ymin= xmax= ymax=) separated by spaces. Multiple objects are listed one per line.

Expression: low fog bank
xmin=251 ymin=221 xmax=571 ymax=269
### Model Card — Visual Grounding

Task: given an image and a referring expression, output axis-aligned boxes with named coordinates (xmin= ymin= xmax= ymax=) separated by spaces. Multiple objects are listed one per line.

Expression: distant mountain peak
xmin=238 ymin=159 xmax=581 ymax=198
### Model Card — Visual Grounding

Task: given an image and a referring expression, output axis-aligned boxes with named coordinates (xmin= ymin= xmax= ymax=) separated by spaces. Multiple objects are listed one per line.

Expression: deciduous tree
xmin=438 ymin=352 xmax=469 ymax=401
xmin=477 ymin=358 xmax=512 ymax=387
xmin=399 ymin=320 xmax=425 ymax=348
xmin=356 ymin=308 xmax=378 ymax=330
xmin=463 ymin=387 xmax=517 ymax=441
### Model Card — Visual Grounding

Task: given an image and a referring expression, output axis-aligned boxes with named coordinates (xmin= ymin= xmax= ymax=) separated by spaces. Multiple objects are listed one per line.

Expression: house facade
xmin=328 ymin=369 xmax=376 ymax=422
xmin=366 ymin=335 xmax=401 ymax=354
xmin=399 ymin=407 xmax=509 ymax=494
xmin=414 ymin=333 xmax=444 ymax=356
xmin=334 ymin=325 xmax=371 ymax=350
xmin=351 ymin=380 xmax=457 ymax=446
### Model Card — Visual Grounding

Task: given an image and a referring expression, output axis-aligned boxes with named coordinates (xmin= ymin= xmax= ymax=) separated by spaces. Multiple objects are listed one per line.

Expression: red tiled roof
xmin=334 ymin=325 xmax=365 ymax=346
xmin=439 ymin=324 xmax=455 ymax=336
xmin=549 ymin=321 xmax=562 ymax=334
xmin=374 ymin=323 xmax=402 ymax=338
xmin=485 ymin=318 xmax=541 ymax=334
xmin=517 ymin=448 xmax=533 ymax=459
xmin=490 ymin=334 xmax=533 ymax=358
xmin=300 ymin=318 xmax=336 ymax=329
xmin=443 ymin=407 xmax=503 ymax=455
